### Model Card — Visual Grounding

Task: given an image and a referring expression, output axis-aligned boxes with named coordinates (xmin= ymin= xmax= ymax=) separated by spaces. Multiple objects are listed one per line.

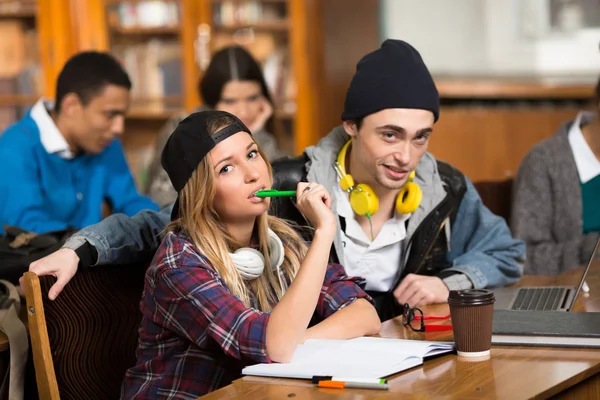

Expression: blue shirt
xmin=0 ymin=109 xmax=158 ymax=234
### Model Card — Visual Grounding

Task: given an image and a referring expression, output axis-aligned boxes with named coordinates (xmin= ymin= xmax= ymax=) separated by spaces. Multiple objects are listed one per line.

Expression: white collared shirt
xmin=568 ymin=111 xmax=600 ymax=184
xmin=334 ymin=182 xmax=410 ymax=292
xmin=30 ymin=98 xmax=74 ymax=159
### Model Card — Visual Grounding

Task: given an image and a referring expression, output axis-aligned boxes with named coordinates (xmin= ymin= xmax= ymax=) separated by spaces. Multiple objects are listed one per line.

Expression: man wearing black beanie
xmin=29 ymin=39 xmax=525 ymax=322
xmin=281 ymin=39 xmax=525 ymax=319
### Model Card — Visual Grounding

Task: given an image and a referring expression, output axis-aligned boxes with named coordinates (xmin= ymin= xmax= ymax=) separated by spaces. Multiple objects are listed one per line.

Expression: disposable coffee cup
xmin=447 ymin=289 xmax=495 ymax=358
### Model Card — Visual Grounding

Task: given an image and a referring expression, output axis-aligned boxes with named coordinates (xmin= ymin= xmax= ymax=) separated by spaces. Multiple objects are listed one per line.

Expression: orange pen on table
xmin=317 ymin=379 xmax=389 ymax=390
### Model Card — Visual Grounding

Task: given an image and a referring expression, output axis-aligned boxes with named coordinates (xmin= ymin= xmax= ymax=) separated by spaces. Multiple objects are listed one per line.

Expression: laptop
xmin=493 ymin=238 xmax=599 ymax=312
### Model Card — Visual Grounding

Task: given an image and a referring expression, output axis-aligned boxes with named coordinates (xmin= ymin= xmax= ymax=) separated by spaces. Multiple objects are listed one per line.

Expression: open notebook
xmin=242 ymin=337 xmax=455 ymax=380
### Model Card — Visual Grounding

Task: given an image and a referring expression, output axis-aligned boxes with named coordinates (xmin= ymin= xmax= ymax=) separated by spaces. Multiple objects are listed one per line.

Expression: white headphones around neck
xmin=230 ymin=229 xmax=286 ymax=296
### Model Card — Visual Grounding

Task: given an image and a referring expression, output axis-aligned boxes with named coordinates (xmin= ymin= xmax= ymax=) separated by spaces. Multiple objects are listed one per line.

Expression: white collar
xmin=568 ymin=111 xmax=600 ymax=184
xmin=30 ymin=98 xmax=74 ymax=159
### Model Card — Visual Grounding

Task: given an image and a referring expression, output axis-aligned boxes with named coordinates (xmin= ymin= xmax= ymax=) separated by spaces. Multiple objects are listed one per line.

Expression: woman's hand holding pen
xmin=295 ymin=182 xmax=336 ymax=239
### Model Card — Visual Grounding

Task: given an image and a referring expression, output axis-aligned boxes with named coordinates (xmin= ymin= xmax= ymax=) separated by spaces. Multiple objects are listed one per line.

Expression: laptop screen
xmin=569 ymin=238 xmax=600 ymax=311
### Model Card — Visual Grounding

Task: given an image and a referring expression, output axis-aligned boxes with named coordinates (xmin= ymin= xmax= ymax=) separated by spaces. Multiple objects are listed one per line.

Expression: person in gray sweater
xmin=511 ymin=78 xmax=600 ymax=276
xmin=145 ymin=46 xmax=286 ymax=207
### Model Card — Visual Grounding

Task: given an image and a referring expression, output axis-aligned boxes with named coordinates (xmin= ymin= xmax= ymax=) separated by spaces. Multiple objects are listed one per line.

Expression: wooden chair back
xmin=23 ymin=263 xmax=147 ymax=400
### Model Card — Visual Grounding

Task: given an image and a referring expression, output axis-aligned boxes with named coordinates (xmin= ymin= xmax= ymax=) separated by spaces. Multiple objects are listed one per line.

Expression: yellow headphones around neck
xmin=333 ymin=140 xmax=422 ymax=217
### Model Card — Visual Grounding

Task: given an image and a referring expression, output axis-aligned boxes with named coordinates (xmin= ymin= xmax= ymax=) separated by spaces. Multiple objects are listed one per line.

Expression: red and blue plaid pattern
xmin=121 ymin=230 xmax=372 ymax=399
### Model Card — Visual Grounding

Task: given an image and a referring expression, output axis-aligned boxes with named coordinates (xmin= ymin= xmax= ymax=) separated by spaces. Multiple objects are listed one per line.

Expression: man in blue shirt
xmin=0 ymin=51 xmax=158 ymax=235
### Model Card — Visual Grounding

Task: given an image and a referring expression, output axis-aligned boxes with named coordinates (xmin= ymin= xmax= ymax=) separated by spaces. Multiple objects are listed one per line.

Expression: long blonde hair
xmin=167 ymin=115 xmax=307 ymax=311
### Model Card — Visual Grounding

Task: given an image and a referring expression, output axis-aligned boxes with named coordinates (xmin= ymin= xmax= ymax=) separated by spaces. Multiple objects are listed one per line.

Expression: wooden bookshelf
xmin=56 ymin=0 xmax=327 ymax=184
xmin=0 ymin=94 xmax=39 ymax=106
xmin=0 ymin=0 xmax=36 ymax=17
xmin=109 ymin=25 xmax=180 ymax=36
xmin=0 ymin=10 xmax=36 ymax=19
xmin=211 ymin=0 xmax=289 ymax=3
xmin=130 ymin=95 xmax=184 ymax=105
xmin=127 ymin=108 xmax=179 ymax=120
xmin=274 ymin=108 xmax=294 ymax=119
xmin=84 ymin=0 xmax=191 ymax=113
xmin=0 ymin=0 xmax=75 ymax=129
xmin=214 ymin=20 xmax=290 ymax=31
xmin=103 ymin=0 xmax=165 ymax=4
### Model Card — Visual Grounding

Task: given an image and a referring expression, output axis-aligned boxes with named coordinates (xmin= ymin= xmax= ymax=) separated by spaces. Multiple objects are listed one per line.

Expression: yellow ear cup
xmin=396 ymin=181 xmax=422 ymax=214
xmin=339 ymin=174 xmax=354 ymax=192
xmin=350 ymin=184 xmax=379 ymax=216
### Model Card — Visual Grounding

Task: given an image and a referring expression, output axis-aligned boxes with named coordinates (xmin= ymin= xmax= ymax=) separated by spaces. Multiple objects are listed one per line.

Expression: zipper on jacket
xmin=411 ymin=210 xmax=451 ymax=275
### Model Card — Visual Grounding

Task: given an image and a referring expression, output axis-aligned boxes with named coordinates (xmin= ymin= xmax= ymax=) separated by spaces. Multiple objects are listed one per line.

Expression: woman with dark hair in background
xmin=512 ymin=76 xmax=600 ymax=276
xmin=145 ymin=45 xmax=286 ymax=207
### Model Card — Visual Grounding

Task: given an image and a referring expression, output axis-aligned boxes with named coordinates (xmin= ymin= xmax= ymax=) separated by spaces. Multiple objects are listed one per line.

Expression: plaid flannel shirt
xmin=121 ymin=230 xmax=373 ymax=399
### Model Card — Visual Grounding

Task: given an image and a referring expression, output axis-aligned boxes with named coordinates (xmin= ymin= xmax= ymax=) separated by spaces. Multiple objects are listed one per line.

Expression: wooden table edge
xmin=535 ymin=364 xmax=600 ymax=400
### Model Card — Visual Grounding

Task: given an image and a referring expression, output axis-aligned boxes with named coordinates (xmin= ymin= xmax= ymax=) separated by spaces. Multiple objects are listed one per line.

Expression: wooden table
xmin=202 ymin=262 xmax=600 ymax=400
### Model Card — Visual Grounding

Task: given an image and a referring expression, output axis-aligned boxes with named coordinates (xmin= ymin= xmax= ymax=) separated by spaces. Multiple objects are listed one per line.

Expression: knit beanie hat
xmin=341 ymin=39 xmax=440 ymax=122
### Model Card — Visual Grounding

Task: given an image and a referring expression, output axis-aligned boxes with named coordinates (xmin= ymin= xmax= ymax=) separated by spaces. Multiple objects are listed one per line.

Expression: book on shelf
xmin=0 ymin=1 xmax=36 ymax=15
xmin=0 ymin=20 xmax=28 ymax=79
xmin=113 ymin=40 xmax=182 ymax=111
xmin=213 ymin=1 xmax=287 ymax=27
xmin=0 ymin=80 xmax=19 ymax=131
xmin=111 ymin=0 xmax=179 ymax=28
xmin=0 ymin=19 xmax=40 ymax=130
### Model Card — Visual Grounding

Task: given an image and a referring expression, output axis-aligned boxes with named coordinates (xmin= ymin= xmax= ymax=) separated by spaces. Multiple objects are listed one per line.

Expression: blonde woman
xmin=121 ymin=110 xmax=381 ymax=399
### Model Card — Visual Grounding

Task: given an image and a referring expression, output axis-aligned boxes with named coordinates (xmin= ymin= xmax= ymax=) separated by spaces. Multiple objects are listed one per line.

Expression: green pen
xmin=254 ymin=190 xmax=296 ymax=198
